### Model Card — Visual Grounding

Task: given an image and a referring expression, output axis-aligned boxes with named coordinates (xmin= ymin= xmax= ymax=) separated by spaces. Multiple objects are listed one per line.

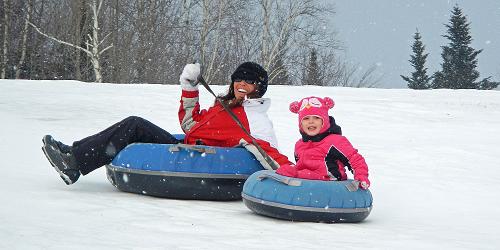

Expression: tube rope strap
xmin=256 ymin=172 xmax=302 ymax=186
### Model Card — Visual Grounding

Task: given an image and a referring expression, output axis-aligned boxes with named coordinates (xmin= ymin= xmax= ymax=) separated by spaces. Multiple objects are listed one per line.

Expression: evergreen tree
xmin=477 ymin=77 xmax=499 ymax=90
xmin=305 ymin=48 xmax=322 ymax=86
xmin=270 ymin=55 xmax=289 ymax=85
xmin=401 ymin=30 xmax=431 ymax=89
xmin=432 ymin=5 xmax=482 ymax=89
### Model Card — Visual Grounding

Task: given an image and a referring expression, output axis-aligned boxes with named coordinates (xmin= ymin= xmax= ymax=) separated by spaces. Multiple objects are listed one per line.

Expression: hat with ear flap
xmin=289 ymin=96 xmax=335 ymax=133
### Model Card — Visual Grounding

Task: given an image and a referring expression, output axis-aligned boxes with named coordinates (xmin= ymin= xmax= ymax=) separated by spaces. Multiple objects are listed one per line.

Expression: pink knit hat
xmin=289 ymin=96 xmax=335 ymax=133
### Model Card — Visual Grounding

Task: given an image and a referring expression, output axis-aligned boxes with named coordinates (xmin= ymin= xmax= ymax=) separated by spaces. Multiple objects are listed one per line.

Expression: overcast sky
xmin=331 ymin=0 xmax=500 ymax=88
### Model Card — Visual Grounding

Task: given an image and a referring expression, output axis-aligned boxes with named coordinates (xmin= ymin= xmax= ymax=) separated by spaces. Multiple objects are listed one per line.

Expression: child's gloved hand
xmin=276 ymin=164 xmax=297 ymax=178
xmin=179 ymin=63 xmax=201 ymax=91
xmin=355 ymin=176 xmax=370 ymax=190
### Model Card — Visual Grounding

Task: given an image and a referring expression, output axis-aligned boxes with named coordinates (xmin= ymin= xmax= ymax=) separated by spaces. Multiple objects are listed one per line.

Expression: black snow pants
xmin=72 ymin=116 xmax=181 ymax=175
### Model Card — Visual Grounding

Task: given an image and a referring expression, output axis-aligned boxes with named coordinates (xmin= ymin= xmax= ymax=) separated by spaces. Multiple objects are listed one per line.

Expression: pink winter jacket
xmin=278 ymin=133 xmax=370 ymax=184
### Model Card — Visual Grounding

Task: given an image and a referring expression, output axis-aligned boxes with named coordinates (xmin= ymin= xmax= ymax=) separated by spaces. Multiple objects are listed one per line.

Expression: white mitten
xmin=239 ymin=139 xmax=278 ymax=171
xmin=360 ymin=181 xmax=370 ymax=190
xmin=179 ymin=63 xmax=201 ymax=91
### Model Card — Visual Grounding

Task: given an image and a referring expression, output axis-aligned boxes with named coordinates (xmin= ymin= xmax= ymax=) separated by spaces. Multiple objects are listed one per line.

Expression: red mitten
xmin=276 ymin=164 xmax=297 ymax=177
xmin=355 ymin=176 xmax=371 ymax=190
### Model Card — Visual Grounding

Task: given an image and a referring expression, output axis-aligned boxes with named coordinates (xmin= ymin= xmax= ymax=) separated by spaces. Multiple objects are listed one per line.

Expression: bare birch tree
xmin=199 ymin=0 xmax=228 ymax=84
xmin=87 ymin=0 xmax=110 ymax=82
xmin=1 ymin=0 xmax=376 ymax=87
xmin=16 ymin=0 xmax=33 ymax=79
xmin=194 ymin=0 xmax=250 ymax=84
xmin=27 ymin=0 xmax=112 ymax=82
xmin=1 ymin=0 xmax=9 ymax=78
xmin=258 ymin=0 xmax=337 ymax=85
xmin=68 ymin=0 xmax=89 ymax=81
xmin=260 ymin=0 xmax=272 ymax=67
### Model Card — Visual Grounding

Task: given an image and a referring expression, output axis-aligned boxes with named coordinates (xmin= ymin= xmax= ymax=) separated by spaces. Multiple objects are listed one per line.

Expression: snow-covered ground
xmin=1 ymin=80 xmax=499 ymax=249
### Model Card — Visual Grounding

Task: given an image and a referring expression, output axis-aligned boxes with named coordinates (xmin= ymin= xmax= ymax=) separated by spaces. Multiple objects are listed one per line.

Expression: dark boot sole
xmin=42 ymin=136 xmax=73 ymax=185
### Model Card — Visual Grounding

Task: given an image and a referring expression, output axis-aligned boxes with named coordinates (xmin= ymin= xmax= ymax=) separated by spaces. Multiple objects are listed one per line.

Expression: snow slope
xmin=332 ymin=0 xmax=500 ymax=88
xmin=1 ymin=80 xmax=499 ymax=249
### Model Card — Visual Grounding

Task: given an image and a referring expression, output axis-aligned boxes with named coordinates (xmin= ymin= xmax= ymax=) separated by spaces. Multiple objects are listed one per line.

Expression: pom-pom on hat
xmin=289 ymin=96 xmax=335 ymax=133
xmin=231 ymin=62 xmax=268 ymax=98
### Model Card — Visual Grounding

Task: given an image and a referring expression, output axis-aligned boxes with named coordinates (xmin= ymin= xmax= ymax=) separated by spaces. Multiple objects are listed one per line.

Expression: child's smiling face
xmin=301 ymin=115 xmax=323 ymax=136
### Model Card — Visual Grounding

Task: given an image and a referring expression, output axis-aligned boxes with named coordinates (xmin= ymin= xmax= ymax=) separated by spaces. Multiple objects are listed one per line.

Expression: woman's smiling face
xmin=233 ymin=80 xmax=257 ymax=100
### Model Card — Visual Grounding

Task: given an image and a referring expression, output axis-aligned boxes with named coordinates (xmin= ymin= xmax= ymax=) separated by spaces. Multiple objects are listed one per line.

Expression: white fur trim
xmin=243 ymin=98 xmax=279 ymax=148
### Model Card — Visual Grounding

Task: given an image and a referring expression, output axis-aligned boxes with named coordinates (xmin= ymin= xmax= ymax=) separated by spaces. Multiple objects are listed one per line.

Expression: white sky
xmin=331 ymin=0 xmax=500 ymax=88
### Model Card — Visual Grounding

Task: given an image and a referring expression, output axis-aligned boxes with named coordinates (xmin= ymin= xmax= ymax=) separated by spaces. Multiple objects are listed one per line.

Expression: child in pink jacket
xmin=276 ymin=96 xmax=370 ymax=189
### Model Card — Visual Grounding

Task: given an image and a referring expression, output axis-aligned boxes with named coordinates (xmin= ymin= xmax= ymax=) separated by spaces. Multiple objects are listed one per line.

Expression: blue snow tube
xmin=242 ymin=170 xmax=373 ymax=223
xmin=106 ymin=135 xmax=265 ymax=200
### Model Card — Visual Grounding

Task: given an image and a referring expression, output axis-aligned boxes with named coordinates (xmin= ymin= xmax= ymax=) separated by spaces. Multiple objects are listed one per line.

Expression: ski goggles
xmin=233 ymin=79 xmax=258 ymax=85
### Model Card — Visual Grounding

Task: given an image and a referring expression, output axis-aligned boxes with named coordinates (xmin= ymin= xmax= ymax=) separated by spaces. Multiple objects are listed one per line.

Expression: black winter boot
xmin=42 ymin=135 xmax=80 ymax=185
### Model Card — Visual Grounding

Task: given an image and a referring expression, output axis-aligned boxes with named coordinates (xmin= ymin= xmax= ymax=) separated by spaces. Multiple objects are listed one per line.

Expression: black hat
xmin=231 ymin=62 xmax=268 ymax=98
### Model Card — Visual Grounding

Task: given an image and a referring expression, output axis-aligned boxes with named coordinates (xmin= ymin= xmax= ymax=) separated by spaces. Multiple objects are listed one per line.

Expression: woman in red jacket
xmin=42 ymin=62 xmax=292 ymax=185
xmin=276 ymin=96 xmax=370 ymax=190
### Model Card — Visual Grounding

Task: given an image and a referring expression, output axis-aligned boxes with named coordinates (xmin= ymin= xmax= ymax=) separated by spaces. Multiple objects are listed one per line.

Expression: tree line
xmin=402 ymin=5 xmax=499 ymax=90
xmin=0 ymin=0 xmax=378 ymax=87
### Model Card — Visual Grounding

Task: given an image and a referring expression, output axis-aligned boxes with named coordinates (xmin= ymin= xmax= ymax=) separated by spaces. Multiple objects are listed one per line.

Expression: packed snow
xmin=1 ymin=80 xmax=499 ymax=249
